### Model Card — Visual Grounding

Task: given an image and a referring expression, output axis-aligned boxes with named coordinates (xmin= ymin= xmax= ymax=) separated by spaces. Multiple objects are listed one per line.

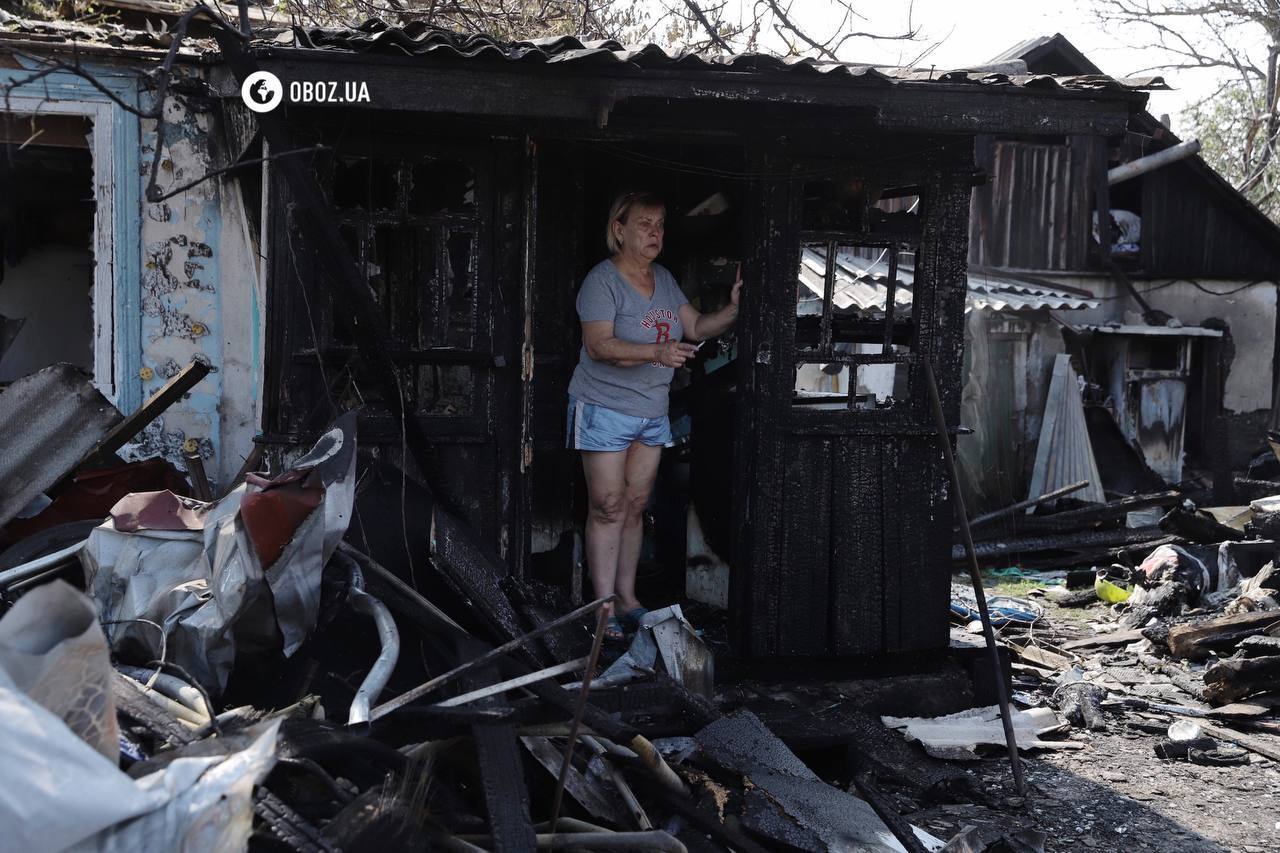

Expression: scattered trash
xmin=1094 ymin=570 xmax=1132 ymax=604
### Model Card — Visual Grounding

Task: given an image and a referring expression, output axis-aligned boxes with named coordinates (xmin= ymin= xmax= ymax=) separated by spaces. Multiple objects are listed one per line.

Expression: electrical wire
xmin=1091 ymin=277 xmax=1273 ymax=300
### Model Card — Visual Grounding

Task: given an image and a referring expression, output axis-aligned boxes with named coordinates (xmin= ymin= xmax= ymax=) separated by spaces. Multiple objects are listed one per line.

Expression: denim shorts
xmin=567 ymin=397 xmax=673 ymax=451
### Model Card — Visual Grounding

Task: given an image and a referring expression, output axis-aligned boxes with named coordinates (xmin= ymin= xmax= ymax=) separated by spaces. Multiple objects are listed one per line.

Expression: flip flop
xmin=622 ymin=607 xmax=650 ymax=628
xmin=604 ymin=615 xmax=627 ymax=642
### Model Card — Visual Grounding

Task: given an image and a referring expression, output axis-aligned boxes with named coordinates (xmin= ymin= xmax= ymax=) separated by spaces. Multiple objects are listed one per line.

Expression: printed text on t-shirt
xmin=642 ymin=308 xmax=677 ymax=365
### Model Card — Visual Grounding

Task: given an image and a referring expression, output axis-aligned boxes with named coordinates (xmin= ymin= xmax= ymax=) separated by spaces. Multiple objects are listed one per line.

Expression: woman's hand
xmin=730 ymin=262 xmax=742 ymax=308
xmin=655 ymin=341 xmax=698 ymax=368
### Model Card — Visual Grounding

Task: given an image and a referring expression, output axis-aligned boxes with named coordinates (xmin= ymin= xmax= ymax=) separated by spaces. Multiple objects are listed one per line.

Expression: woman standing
xmin=567 ymin=191 xmax=741 ymax=640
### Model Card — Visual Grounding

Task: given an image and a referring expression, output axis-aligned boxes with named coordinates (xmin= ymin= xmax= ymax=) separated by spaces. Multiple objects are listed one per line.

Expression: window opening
xmin=298 ymin=147 xmax=485 ymax=424
xmin=793 ymin=239 xmax=915 ymax=410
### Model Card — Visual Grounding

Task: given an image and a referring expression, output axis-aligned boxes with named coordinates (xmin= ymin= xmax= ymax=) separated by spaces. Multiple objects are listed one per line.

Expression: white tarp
xmin=0 ymin=582 xmax=279 ymax=851
xmin=882 ymin=705 xmax=1070 ymax=760
xmin=0 ymin=669 xmax=279 ymax=852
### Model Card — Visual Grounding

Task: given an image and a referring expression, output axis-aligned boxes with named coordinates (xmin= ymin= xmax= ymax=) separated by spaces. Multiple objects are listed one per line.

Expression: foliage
xmin=1186 ymin=79 xmax=1280 ymax=219
xmin=1094 ymin=1 xmax=1280 ymax=221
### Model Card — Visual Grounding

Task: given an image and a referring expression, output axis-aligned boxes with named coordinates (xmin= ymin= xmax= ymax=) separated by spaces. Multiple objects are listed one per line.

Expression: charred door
xmin=266 ymin=132 xmax=525 ymax=552
xmin=732 ymin=157 xmax=970 ymax=658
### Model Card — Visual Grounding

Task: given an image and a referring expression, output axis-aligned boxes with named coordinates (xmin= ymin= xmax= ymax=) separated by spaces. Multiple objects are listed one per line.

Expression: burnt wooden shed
xmin=216 ymin=23 xmax=1147 ymax=659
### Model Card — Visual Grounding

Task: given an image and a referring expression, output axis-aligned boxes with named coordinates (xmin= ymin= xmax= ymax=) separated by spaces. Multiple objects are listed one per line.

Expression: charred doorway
xmin=525 ymin=140 xmax=745 ymax=609
xmin=0 ymin=117 xmax=95 ymax=383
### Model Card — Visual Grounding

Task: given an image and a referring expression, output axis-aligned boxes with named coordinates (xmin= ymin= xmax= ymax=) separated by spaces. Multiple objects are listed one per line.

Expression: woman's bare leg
xmin=615 ymin=441 xmax=663 ymax=613
xmin=581 ymin=449 xmax=629 ymax=615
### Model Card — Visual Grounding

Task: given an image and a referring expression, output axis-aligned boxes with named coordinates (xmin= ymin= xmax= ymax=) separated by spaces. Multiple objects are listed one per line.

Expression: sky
xmin=738 ymin=0 xmax=1264 ymax=134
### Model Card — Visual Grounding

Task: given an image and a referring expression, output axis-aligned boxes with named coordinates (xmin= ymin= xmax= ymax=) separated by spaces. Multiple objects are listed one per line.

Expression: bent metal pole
xmin=922 ymin=358 xmax=1027 ymax=796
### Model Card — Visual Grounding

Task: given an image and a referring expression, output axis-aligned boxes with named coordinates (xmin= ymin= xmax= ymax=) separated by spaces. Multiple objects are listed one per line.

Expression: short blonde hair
xmin=605 ymin=190 xmax=664 ymax=254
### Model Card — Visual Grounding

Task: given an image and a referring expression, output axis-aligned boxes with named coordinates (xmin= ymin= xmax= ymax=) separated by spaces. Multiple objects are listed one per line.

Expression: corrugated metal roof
xmin=0 ymin=364 xmax=122 ymax=529
xmin=278 ymin=21 xmax=1164 ymax=93
xmin=797 ymin=248 xmax=1099 ymax=317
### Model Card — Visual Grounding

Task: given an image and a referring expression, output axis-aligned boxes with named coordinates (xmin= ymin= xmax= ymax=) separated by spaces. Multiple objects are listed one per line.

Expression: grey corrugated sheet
xmin=797 ymin=248 xmax=1098 ymax=318
xmin=0 ymin=364 xmax=122 ymax=528
xmin=1026 ymin=354 xmax=1106 ymax=507
xmin=279 ymin=21 xmax=1164 ymax=93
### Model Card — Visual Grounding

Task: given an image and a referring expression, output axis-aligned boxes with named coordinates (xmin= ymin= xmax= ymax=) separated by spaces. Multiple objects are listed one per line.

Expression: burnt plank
xmin=894 ymin=437 xmax=931 ymax=652
xmin=471 ymin=718 xmax=537 ymax=851
xmin=778 ymin=438 xmax=831 ymax=655
xmin=732 ymin=157 xmax=798 ymax=657
xmin=211 ymin=56 xmax=1138 ymax=137
xmin=831 ymin=437 xmax=883 ymax=655
xmin=879 ymin=437 xmax=905 ymax=651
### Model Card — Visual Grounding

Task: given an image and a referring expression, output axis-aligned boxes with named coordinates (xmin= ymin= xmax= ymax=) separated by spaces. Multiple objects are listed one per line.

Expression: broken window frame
xmin=270 ymin=136 xmax=496 ymax=441
xmin=793 ymin=232 xmax=918 ymax=414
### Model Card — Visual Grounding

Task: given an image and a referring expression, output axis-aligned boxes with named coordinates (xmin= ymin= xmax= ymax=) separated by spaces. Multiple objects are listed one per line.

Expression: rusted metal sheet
xmin=969 ymin=137 xmax=1101 ymax=271
xmin=0 ymin=364 xmax=121 ymax=528
xmin=1129 ymin=372 xmax=1188 ymax=484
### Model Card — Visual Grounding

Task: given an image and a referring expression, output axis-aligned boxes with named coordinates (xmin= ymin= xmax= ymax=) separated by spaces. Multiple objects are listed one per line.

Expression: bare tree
xmin=268 ymin=0 xmax=920 ymax=59
xmin=1095 ymin=1 xmax=1280 ymax=217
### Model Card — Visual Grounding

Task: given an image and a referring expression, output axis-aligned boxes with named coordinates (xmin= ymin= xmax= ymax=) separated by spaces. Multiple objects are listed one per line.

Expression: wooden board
xmin=1168 ymin=611 xmax=1280 ymax=661
xmin=1060 ymin=629 xmax=1147 ymax=651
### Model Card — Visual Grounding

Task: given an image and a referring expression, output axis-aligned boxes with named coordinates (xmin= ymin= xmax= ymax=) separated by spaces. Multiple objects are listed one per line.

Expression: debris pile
xmin=948 ymin=480 xmax=1280 ymax=777
xmin=0 ymin=364 xmax=972 ymax=852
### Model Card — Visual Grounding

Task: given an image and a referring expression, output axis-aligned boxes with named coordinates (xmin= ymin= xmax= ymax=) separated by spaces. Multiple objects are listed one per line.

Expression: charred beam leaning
xmin=923 ymin=359 xmax=1026 ymax=795
xmin=49 ymin=359 xmax=211 ymax=496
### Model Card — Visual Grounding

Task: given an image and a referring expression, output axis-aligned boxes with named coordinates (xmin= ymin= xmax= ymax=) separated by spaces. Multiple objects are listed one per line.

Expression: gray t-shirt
xmin=568 ymin=259 xmax=689 ymax=419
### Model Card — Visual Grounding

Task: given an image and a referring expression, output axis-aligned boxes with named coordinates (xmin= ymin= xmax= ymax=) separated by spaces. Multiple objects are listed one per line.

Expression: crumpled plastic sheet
xmin=80 ymin=414 xmax=357 ymax=694
xmin=588 ymin=604 xmax=713 ymax=694
xmin=0 ymin=659 xmax=279 ymax=852
xmin=0 ymin=579 xmax=118 ymax=759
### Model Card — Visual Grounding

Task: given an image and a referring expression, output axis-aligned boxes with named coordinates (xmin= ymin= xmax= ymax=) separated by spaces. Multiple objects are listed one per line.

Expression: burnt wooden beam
xmin=1168 ymin=611 xmax=1280 ymax=661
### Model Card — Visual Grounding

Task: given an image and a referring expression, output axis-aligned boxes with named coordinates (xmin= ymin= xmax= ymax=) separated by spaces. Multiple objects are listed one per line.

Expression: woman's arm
xmin=582 ymin=321 xmax=696 ymax=368
xmin=679 ymin=279 xmax=742 ymax=342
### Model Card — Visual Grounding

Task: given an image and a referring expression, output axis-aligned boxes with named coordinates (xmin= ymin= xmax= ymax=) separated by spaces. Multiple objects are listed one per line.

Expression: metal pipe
xmin=346 ymin=562 xmax=402 ymax=725
xmin=117 ymin=665 xmax=212 ymax=720
xmin=923 ymin=359 xmax=1026 ymax=795
xmin=119 ymin=673 xmax=207 ymax=726
xmin=623 ymin=735 xmax=688 ymax=796
xmin=0 ymin=541 xmax=84 ymax=589
xmin=964 ymin=480 xmax=1089 ymax=530
xmin=533 ymin=818 xmax=613 ymax=834
xmin=434 ymin=657 xmax=588 ymax=707
xmin=582 ymin=736 xmax=652 ymax=830
xmin=370 ymin=594 xmax=614 ymax=721
xmin=1108 ymin=139 xmax=1201 ymax=185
